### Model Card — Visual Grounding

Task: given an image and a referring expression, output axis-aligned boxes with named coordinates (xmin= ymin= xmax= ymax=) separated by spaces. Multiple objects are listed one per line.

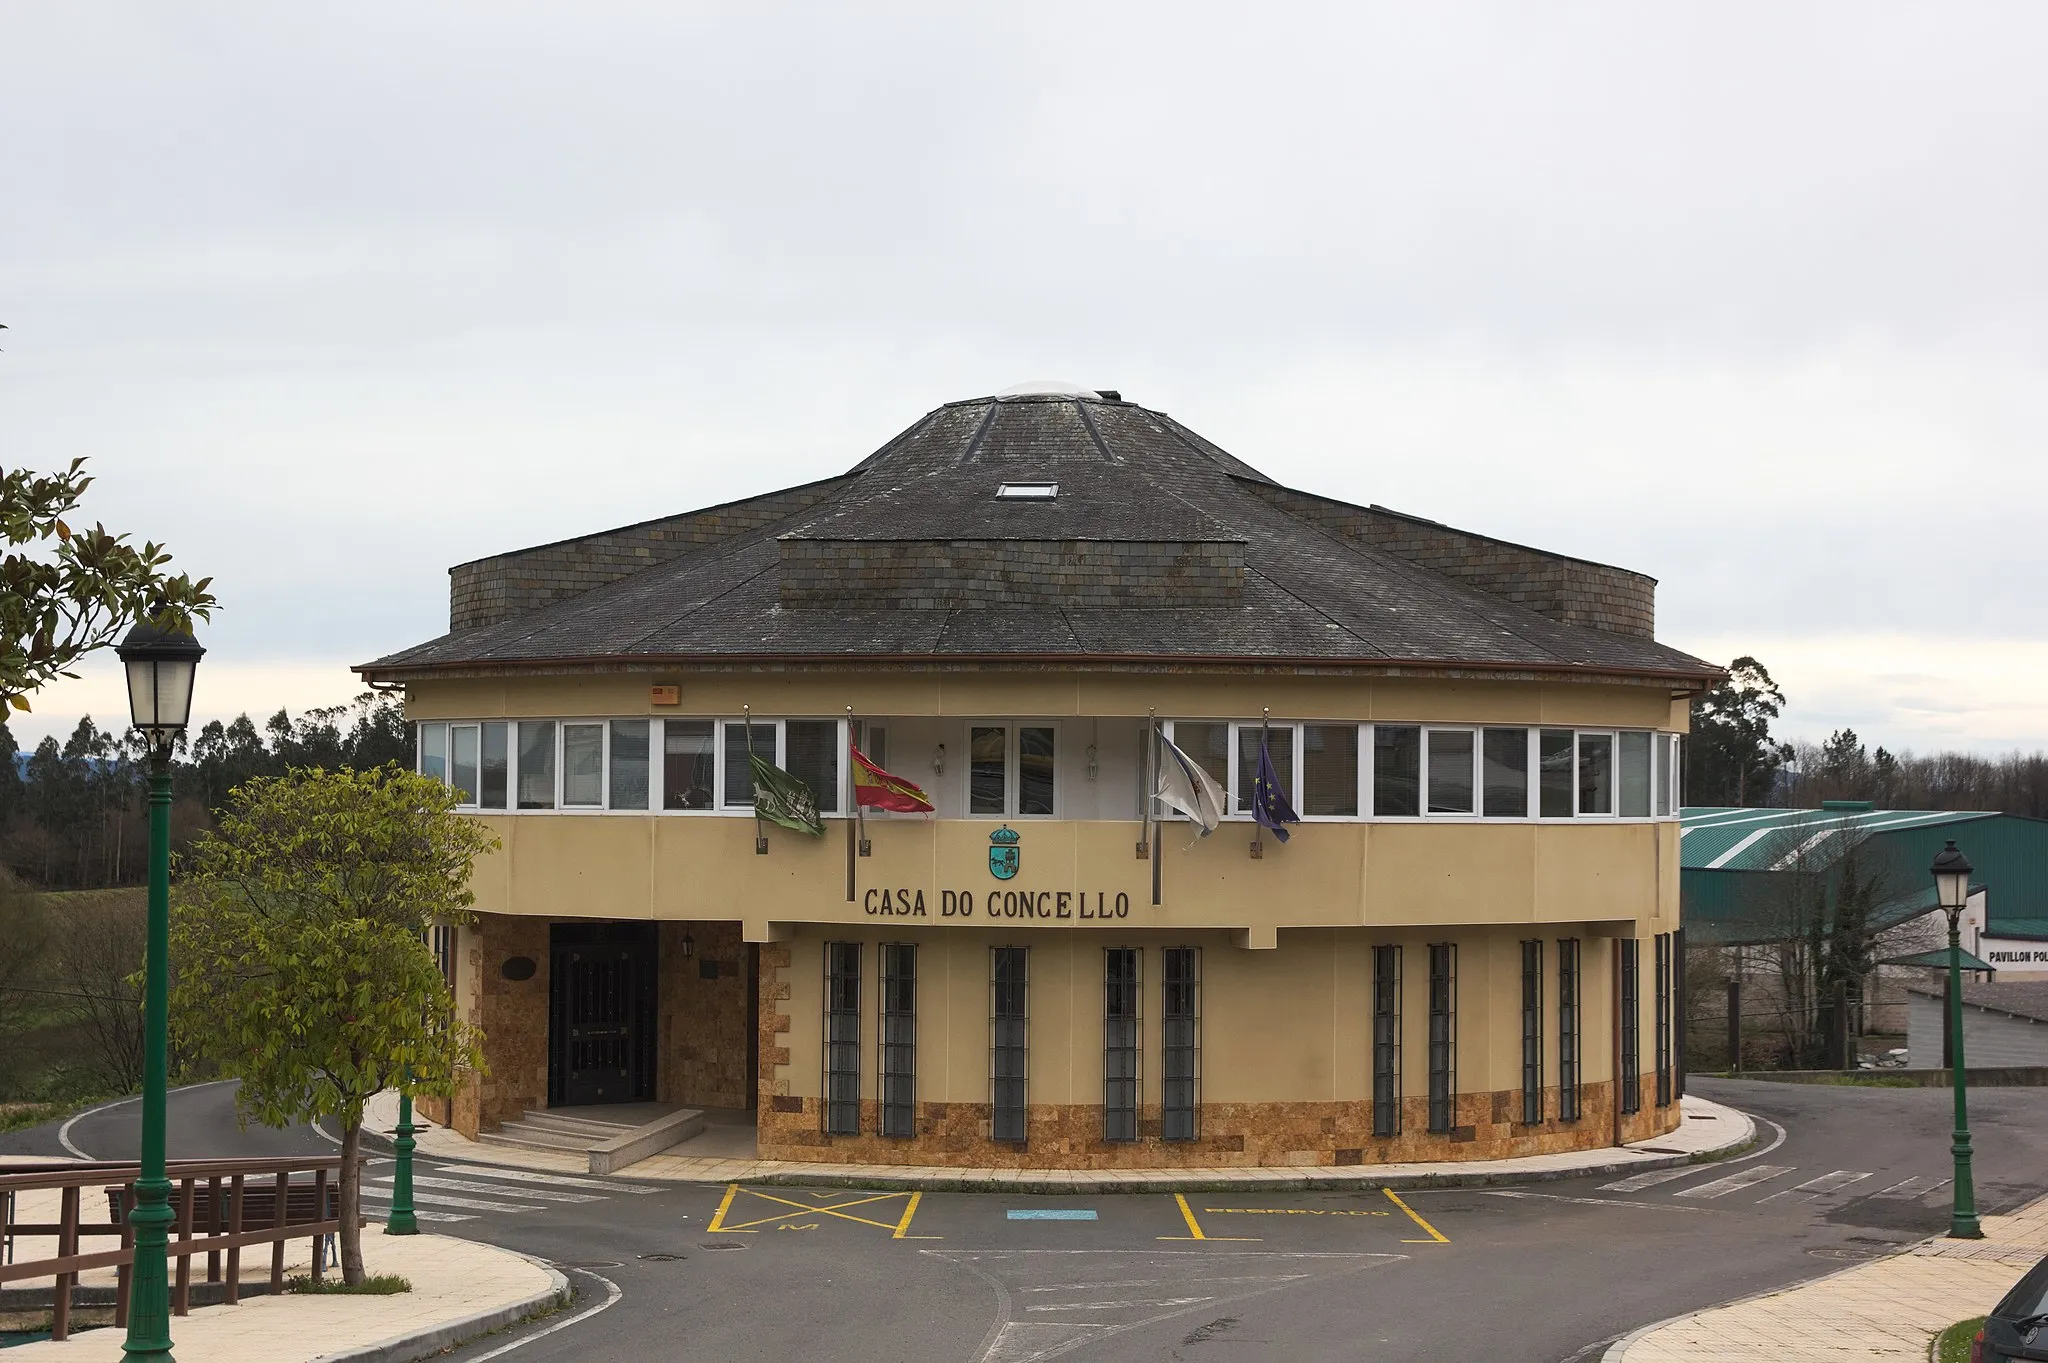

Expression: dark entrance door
xmin=548 ymin=922 xmax=658 ymax=1106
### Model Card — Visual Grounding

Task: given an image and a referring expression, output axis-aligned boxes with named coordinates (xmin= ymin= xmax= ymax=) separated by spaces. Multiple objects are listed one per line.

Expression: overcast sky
xmin=5 ymin=3 xmax=2045 ymax=754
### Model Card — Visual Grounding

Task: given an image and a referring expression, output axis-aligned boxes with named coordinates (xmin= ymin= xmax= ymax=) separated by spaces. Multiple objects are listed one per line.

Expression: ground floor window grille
xmin=1654 ymin=933 xmax=1672 ymax=1109
xmin=1162 ymin=947 xmax=1200 ymax=1141
xmin=1103 ymin=948 xmax=1140 ymax=1142
xmin=824 ymin=943 xmax=860 ymax=1136
xmin=1620 ymin=938 xmax=1642 ymax=1116
xmin=1558 ymin=938 xmax=1582 ymax=1121
xmin=430 ymin=924 xmax=455 ymax=992
xmin=1372 ymin=945 xmax=1402 ymax=1138
xmin=1427 ymin=944 xmax=1457 ymax=1134
xmin=991 ymin=947 xmax=1029 ymax=1142
xmin=881 ymin=943 xmax=916 ymax=1138
xmin=1520 ymin=940 xmax=1543 ymax=1124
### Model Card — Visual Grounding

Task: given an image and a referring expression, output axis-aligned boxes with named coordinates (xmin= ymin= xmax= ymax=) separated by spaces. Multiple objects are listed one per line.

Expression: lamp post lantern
xmin=116 ymin=621 xmax=204 ymax=1361
xmin=1931 ymin=839 xmax=1983 ymax=1240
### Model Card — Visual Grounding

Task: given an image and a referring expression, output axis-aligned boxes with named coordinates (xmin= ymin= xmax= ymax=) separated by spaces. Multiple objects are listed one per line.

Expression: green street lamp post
xmin=387 ymin=1067 xmax=419 ymax=1235
xmin=116 ymin=622 xmax=205 ymax=1362
xmin=1931 ymin=839 xmax=1983 ymax=1240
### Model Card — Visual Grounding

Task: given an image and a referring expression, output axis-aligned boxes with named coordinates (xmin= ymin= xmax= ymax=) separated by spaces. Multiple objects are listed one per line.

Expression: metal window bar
xmin=1620 ymin=938 xmax=1642 ymax=1116
xmin=880 ymin=943 xmax=917 ymax=1138
xmin=1161 ymin=947 xmax=1201 ymax=1142
xmin=1520 ymin=939 xmax=1544 ymax=1125
xmin=1427 ymin=943 xmax=1457 ymax=1134
xmin=824 ymin=943 xmax=861 ymax=1136
xmin=991 ymin=947 xmax=1029 ymax=1143
xmin=1558 ymin=938 xmax=1582 ymax=1122
xmin=1103 ymin=948 xmax=1141 ymax=1142
xmin=1654 ymin=933 xmax=1673 ymax=1109
xmin=431 ymin=925 xmax=455 ymax=991
xmin=1371 ymin=945 xmax=1402 ymax=1138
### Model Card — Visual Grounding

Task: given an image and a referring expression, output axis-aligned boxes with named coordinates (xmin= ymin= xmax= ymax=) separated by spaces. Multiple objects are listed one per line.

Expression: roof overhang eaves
xmin=356 ymin=650 xmax=1724 ymax=690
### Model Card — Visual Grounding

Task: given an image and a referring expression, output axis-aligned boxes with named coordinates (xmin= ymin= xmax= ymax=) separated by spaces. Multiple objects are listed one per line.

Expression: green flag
xmin=747 ymin=753 xmax=824 ymax=836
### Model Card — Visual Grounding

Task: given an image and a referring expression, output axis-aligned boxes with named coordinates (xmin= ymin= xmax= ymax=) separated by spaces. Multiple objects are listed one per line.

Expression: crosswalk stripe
xmin=1871 ymin=1175 xmax=1951 ymax=1200
xmin=1791 ymin=1171 xmax=1871 ymax=1195
xmin=377 ymin=1175 xmax=606 ymax=1204
xmin=431 ymin=1165 xmax=659 ymax=1194
xmin=355 ymin=1199 xmax=477 ymax=1224
xmin=1599 ymin=1167 xmax=1702 ymax=1193
xmin=1673 ymin=1165 xmax=1794 ymax=1199
xmin=358 ymin=1188 xmax=542 ymax=1214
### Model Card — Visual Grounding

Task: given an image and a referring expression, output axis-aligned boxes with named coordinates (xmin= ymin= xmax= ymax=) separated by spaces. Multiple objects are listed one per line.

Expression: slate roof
xmin=1904 ymin=980 xmax=2048 ymax=1022
xmin=363 ymin=392 xmax=1719 ymax=679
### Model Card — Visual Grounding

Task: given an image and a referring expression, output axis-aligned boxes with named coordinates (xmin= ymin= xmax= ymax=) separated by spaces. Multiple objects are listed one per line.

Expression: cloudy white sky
xmin=5 ymin=4 xmax=2044 ymax=754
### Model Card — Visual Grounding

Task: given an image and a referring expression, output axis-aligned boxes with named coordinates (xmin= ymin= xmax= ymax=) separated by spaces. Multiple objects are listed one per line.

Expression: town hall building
xmin=360 ymin=384 xmax=1718 ymax=1168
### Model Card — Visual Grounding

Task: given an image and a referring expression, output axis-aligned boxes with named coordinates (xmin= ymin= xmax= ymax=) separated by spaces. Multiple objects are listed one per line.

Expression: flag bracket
xmin=1249 ymin=837 xmax=1263 ymax=859
xmin=860 ymin=838 xmax=872 ymax=857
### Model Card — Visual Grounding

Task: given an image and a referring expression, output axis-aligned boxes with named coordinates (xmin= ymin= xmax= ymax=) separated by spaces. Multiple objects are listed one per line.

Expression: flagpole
xmin=1150 ymin=712 xmax=1162 ymax=907
xmin=844 ymin=706 xmax=857 ymax=901
xmin=1139 ymin=708 xmax=1152 ymax=861
xmin=850 ymin=706 xmax=871 ymax=859
xmin=1251 ymin=707 xmax=1268 ymax=859
xmin=744 ymin=703 xmax=766 ymax=854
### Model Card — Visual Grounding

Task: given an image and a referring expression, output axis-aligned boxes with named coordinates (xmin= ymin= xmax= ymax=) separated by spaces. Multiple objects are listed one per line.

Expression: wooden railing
xmin=0 ymin=1155 xmax=354 ymax=1341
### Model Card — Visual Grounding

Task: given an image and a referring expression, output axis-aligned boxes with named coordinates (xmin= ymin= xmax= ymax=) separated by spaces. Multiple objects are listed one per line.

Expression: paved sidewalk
xmin=365 ymin=1090 xmax=1753 ymax=1192
xmin=1606 ymin=1194 xmax=2048 ymax=1362
xmin=9 ymin=1228 xmax=566 ymax=1363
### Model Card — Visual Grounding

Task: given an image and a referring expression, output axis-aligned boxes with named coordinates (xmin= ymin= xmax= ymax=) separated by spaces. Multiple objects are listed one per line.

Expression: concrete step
xmin=589 ymin=1107 xmax=706 ymax=1175
xmin=478 ymin=1124 xmax=594 ymax=1155
xmin=514 ymin=1110 xmax=637 ymax=1140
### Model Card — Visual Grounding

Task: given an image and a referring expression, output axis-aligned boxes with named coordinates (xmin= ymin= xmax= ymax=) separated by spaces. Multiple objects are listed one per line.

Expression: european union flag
xmin=1252 ymin=730 xmax=1300 ymax=843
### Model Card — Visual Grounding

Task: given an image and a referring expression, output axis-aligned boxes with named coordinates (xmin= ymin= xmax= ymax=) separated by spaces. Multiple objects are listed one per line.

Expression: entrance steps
xmin=479 ymin=1105 xmax=706 ymax=1173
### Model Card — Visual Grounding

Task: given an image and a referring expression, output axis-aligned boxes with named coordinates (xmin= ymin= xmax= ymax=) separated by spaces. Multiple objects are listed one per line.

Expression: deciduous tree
xmin=1 ymin=458 xmax=214 ymax=712
xmin=168 ymin=766 xmax=492 ymax=1284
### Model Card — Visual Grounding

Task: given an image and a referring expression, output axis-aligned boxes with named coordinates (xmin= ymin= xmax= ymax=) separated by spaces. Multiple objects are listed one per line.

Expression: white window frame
xmin=1421 ymin=726 xmax=1480 ymax=819
xmin=559 ymin=720 xmax=608 ymax=811
xmin=1575 ymin=729 xmax=1619 ymax=819
xmin=964 ymin=720 xmax=1060 ymax=819
xmin=1297 ymin=721 xmax=1364 ymax=822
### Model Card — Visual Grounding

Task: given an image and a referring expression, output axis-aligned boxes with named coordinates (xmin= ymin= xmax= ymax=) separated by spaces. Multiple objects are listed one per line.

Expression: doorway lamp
xmin=116 ymin=621 xmax=204 ymax=1362
xmin=1931 ymin=839 xmax=1982 ymax=1240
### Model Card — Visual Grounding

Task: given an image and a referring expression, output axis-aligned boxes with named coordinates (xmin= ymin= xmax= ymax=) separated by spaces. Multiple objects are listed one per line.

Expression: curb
xmin=312 ymin=1257 xmax=571 ymax=1363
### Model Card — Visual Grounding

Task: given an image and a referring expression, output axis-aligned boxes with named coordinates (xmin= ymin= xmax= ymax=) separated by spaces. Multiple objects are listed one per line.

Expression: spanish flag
xmin=851 ymin=743 xmax=933 ymax=813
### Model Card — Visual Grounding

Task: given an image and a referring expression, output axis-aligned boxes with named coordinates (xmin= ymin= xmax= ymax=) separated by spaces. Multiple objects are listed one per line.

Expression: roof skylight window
xmin=996 ymin=482 xmax=1059 ymax=500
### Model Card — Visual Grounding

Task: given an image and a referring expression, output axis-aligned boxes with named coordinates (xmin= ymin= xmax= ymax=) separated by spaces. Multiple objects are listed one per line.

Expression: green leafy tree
xmin=169 ymin=766 xmax=494 ymax=1284
xmin=1 ymin=457 xmax=215 ymax=712
xmin=1687 ymin=656 xmax=1794 ymax=807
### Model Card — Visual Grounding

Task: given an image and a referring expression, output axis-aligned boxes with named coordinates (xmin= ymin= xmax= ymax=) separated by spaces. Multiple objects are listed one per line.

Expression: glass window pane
xmin=1652 ymin=732 xmax=1668 ymax=817
xmin=970 ymin=725 xmax=1007 ymax=815
xmin=1539 ymin=729 xmax=1574 ymax=818
xmin=450 ymin=725 xmax=479 ymax=804
xmin=1620 ymin=731 xmax=1652 ymax=817
xmin=480 ymin=722 xmax=508 ymax=809
xmin=1374 ymin=725 xmax=1420 ymax=817
xmin=516 ymin=721 xmax=556 ymax=809
xmin=1235 ymin=725 xmax=1293 ymax=815
xmin=419 ymin=723 xmax=447 ymax=784
xmin=663 ymin=720 xmax=715 ymax=810
xmin=1171 ymin=721 xmax=1230 ymax=793
xmin=1018 ymin=726 xmax=1055 ymax=815
xmin=609 ymin=720 xmax=649 ymax=810
xmin=1302 ymin=723 xmax=1358 ymax=816
xmin=723 ymin=722 xmax=775 ymax=807
xmin=1426 ymin=729 xmax=1474 ymax=814
xmin=1483 ymin=728 xmax=1528 ymax=817
xmin=1578 ymin=732 xmax=1613 ymax=815
xmin=787 ymin=720 xmax=839 ymax=815
xmin=563 ymin=723 xmax=604 ymax=806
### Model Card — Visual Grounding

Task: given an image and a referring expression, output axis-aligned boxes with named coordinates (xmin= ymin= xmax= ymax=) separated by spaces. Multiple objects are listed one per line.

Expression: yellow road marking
xmin=719 ymin=1189 xmax=907 ymax=1233
xmin=706 ymin=1182 xmax=740 ymax=1233
xmin=892 ymin=1191 xmax=941 ymax=1239
xmin=1157 ymin=1192 xmax=1259 ymax=1242
xmin=1383 ymin=1188 xmax=1450 ymax=1243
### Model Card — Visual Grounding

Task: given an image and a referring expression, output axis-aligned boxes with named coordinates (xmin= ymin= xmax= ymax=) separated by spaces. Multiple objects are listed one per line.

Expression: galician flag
xmin=747 ymin=753 xmax=825 ymax=836
xmin=1153 ymin=729 xmax=1225 ymax=835
xmin=851 ymin=744 xmax=934 ymax=813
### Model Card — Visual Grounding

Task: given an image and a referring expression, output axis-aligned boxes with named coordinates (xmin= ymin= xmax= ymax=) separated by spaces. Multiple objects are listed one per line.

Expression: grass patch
xmin=284 ymin=1273 xmax=412 ymax=1295
xmin=1931 ymin=1316 xmax=1984 ymax=1363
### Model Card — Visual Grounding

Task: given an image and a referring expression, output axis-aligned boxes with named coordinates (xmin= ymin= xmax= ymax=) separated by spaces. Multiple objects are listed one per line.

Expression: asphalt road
xmin=0 ymin=1078 xmax=335 ymax=1161
xmin=14 ymin=1078 xmax=2048 ymax=1361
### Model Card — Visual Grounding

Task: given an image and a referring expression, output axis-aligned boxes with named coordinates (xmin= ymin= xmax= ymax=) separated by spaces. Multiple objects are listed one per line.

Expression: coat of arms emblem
xmin=988 ymin=825 xmax=1020 ymax=880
